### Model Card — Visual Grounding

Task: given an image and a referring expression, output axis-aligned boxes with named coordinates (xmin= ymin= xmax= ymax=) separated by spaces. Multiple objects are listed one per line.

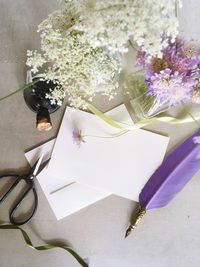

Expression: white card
xmin=25 ymin=139 xmax=110 ymax=220
xmin=47 ymin=105 xmax=169 ymax=201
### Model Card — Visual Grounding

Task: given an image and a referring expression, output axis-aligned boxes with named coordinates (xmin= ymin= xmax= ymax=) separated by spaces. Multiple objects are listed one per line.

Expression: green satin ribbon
xmin=88 ymin=103 xmax=124 ymax=129
xmin=1 ymin=84 xmax=199 ymax=128
xmin=0 ymin=224 xmax=88 ymax=267
xmin=87 ymin=103 xmax=200 ymax=130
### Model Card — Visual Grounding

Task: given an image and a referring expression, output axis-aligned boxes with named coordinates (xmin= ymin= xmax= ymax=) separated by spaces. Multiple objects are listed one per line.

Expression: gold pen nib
xmin=125 ymin=207 xmax=146 ymax=238
xmin=125 ymin=225 xmax=134 ymax=238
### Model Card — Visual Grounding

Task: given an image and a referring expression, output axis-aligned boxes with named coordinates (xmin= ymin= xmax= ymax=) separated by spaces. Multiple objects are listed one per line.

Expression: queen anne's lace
xmin=27 ymin=1 xmax=181 ymax=108
xmin=71 ymin=0 xmax=180 ymax=58
xmin=27 ymin=7 xmax=121 ymax=109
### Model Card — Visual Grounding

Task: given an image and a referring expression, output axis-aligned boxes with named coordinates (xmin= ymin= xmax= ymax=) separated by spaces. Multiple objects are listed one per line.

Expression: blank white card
xmin=47 ymin=105 xmax=169 ymax=201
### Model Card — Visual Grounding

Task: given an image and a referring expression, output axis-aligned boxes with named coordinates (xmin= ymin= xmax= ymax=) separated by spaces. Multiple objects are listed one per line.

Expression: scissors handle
xmin=0 ymin=175 xmax=20 ymax=203
xmin=0 ymin=174 xmax=38 ymax=225
xmin=9 ymin=185 xmax=38 ymax=225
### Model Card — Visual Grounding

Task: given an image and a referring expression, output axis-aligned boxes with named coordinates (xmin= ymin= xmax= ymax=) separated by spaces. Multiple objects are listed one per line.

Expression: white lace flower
xmin=26 ymin=50 xmax=46 ymax=74
xmin=26 ymin=0 xmax=181 ymax=108
xmin=46 ymin=86 xmax=66 ymax=106
xmin=26 ymin=7 xmax=121 ymax=109
xmin=72 ymin=0 xmax=180 ymax=58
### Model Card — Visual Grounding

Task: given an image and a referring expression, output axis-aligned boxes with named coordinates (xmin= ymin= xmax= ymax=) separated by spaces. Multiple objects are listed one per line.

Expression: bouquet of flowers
xmin=26 ymin=0 xmax=181 ymax=110
xmin=26 ymin=6 xmax=121 ymax=109
xmin=2 ymin=0 xmax=199 ymax=128
xmin=137 ymin=38 xmax=200 ymax=106
xmin=125 ymin=38 xmax=200 ymax=120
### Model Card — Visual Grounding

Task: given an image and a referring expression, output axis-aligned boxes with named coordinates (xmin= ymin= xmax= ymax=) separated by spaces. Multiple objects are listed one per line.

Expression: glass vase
xmin=121 ymin=73 xmax=170 ymax=123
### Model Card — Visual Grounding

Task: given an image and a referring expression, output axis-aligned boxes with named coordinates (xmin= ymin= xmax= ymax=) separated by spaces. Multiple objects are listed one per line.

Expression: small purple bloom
xmin=169 ymin=56 xmax=191 ymax=74
xmin=147 ymin=68 xmax=195 ymax=106
xmin=163 ymin=37 xmax=185 ymax=59
xmin=181 ymin=42 xmax=200 ymax=60
xmin=146 ymin=57 xmax=169 ymax=78
xmin=190 ymin=55 xmax=200 ymax=79
xmin=72 ymin=130 xmax=85 ymax=148
xmin=136 ymin=38 xmax=200 ymax=109
xmin=135 ymin=50 xmax=146 ymax=68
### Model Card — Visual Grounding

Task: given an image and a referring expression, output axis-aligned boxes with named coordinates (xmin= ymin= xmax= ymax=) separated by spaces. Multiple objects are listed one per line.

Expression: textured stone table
xmin=0 ymin=1 xmax=199 ymax=266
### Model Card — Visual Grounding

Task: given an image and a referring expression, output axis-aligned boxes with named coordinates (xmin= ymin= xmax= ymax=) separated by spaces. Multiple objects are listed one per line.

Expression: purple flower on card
xmin=147 ymin=68 xmax=195 ymax=106
xmin=72 ymin=130 xmax=85 ymax=148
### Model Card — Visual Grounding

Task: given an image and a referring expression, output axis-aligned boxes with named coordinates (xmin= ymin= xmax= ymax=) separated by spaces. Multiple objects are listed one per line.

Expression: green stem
xmin=0 ymin=80 xmax=39 ymax=102
xmin=83 ymin=130 xmax=129 ymax=139
xmin=131 ymin=69 xmax=144 ymax=75
xmin=128 ymin=40 xmax=138 ymax=50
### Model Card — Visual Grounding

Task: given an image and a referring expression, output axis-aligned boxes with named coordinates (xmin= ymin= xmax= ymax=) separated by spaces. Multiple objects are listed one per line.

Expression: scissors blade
xmin=30 ymin=155 xmax=51 ymax=177
xmin=36 ymin=158 xmax=51 ymax=176
xmin=31 ymin=155 xmax=44 ymax=176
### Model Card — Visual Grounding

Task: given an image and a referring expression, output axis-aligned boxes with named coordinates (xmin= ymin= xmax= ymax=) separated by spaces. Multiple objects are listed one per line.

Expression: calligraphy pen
xmin=125 ymin=129 xmax=200 ymax=238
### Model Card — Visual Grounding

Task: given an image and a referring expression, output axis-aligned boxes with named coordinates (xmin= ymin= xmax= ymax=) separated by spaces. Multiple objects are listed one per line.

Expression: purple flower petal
xmin=147 ymin=69 xmax=194 ymax=106
xmin=72 ymin=130 xmax=85 ymax=148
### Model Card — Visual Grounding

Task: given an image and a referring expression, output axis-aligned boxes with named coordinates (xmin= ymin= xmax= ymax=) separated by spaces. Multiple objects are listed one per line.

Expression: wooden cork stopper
xmin=36 ymin=108 xmax=52 ymax=131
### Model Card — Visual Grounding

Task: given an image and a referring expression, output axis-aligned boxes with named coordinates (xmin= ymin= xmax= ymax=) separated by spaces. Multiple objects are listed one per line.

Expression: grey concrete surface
xmin=0 ymin=1 xmax=200 ymax=267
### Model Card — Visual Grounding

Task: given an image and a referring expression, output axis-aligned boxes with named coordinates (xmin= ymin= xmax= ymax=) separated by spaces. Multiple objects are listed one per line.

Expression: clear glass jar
xmin=121 ymin=72 xmax=169 ymax=123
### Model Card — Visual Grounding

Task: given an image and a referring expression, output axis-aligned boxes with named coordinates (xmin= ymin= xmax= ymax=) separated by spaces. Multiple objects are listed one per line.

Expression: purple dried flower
xmin=190 ymin=55 xmax=200 ymax=77
xmin=144 ymin=39 xmax=189 ymax=77
xmin=72 ymin=130 xmax=85 ymax=148
xmin=163 ymin=37 xmax=185 ymax=58
xmin=169 ymin=56 xmax=191 ymax=74
xmin=147 ymin=68 xmax=195 ymax=106
xmin=192 ymin=83 xmax=200 ymax=104
xmin=136 ymin=38 xmax=200 ymax=109
xmin=181 ymin=42 xmax=200 ymax=60
xmin=135 ymin=50 xmax=146 ymax=68
xmin=146 ymin=57 xmax=169 ymax=77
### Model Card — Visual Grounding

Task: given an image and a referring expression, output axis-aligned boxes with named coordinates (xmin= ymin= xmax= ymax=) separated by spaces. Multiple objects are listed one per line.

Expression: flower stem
xmin=128 ymin=40 xmax=138 ymax=50
xmin=0 ymin=80 xmax=39 ymax=102
xmin=83 ymin=130 xmax=129 ymax=139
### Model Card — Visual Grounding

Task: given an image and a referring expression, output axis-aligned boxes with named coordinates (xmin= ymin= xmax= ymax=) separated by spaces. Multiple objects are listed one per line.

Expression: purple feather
xmin=139 ymin=129 xmax=200 ymax=210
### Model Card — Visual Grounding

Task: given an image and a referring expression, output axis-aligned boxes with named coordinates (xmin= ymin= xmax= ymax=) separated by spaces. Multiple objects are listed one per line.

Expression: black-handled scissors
xmin=0 ymin=156 xmax=50 ymax=225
